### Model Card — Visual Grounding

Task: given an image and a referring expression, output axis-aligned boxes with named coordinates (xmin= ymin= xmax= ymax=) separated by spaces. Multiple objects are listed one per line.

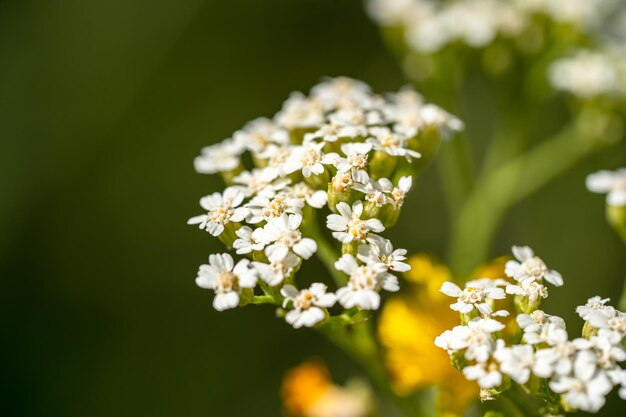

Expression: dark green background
xmin=1 ymin=1 xmax=624 ymax=416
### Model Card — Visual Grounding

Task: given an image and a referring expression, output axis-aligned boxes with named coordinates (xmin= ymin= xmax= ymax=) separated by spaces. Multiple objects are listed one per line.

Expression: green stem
xmin=437 ymin=134 xmax=476 ymax=220
xmin=318 ymin=320 xmax=420 ymax=417
xmin=448 ymin=123 xmax=602 ymax=277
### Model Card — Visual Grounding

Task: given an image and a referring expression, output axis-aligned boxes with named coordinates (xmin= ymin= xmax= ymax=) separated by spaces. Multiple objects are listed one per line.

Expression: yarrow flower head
xmin=435 ymin=245 xmax=626 ymax=414
xmin=188 ymin=77 xmax=461 ymax=329
xmin=586 ymin=168 xmax=626 ymax=207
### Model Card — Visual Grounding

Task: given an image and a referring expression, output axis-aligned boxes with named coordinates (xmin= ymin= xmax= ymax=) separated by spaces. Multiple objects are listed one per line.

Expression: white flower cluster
xmin=189 ymin=77 xmax=462 ymax=328
xmin=435 ymin=245 xmax=626 ymax=413
xmin=549 ymin=50 xmax=626 ymax=99
xmin=367 ymin=0 xmax=620 ymax=53
xmin=586 ymin=167 xmax=626 ymax=207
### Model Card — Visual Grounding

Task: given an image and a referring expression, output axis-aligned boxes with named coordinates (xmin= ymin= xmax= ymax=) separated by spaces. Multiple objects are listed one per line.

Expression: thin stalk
xmin=448 ymin=123 xmax=602 ymax=276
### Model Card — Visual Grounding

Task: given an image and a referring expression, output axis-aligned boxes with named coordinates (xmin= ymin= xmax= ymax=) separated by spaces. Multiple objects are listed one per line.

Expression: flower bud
xmin=328 ymin=172 xmax=355 ymax=212
xmin=369 ymin=150 xmax=398 ymax=180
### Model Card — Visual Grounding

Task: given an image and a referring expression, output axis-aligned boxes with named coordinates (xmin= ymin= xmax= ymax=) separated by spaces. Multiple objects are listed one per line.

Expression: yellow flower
xmin=281 ymin=360 xmax=332 ymax=417
xmin=281 ymin=360 xmax=370 ymax=417
xmin=378 ymin=254 xmax=476 ymax=416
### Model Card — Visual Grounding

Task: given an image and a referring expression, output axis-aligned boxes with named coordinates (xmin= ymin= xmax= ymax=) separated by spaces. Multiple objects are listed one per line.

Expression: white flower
xmin=232 ymin=117 xmax=289 ymax=155
xmin=436 ymin=318 xmax=504 ymax=363
xmin=505 ymin=245 xmax=563 ymax=287
xmin=244 ymin=193 xmax=303 ymax=224
xmin=194 ymin=139 xmax=244 ymax=174
xmin=329 ymin=108 xmax=383 ymax=128
xmin=357 ymin=235 xmax=410 ymax=272
xmin=577 ymin=296 xmax=615 ymax=321
xmin=304 ymin=122 xmax=366 ymax=143
xmin=281 ymin=283 xmax=337 ymax=328
xmin=494 ymin=342 xmax=535 ymax=384
xmin=263 ymin=214 xmax=317 ymax=260
xmin=586 ymin=168 xmax=626 ymax=207
xmin=275 ymin=92 xmax=325 ymax=129
xmin=549 ymin=51 xmax=620 ymax=99
xmin=384 ymin=176 xmax=412 ymax=207
xmin=187 ymin=186 xmax=247 ymax=236
xmin=506 ymin=280 xmax=549 ymax=304
xmin=351 ymin=178 xmax=390 ymax=208
xmin=588 ymin=310 xmax=626 ymax=340
xmin=310 ymin=76 xmax=373 ymax=110
xmin=439 ymin=280 xmax=506 ymax=316
xmin=534 ymin=336 xmax=592 ymax=378
xmin=232 ymin=226 xmax=267 ymax=254
xmin=463 ymin=361 xmax=503 ymax=388
xmin=234 ymin=168 xmax=289 ymax=198
xmin=283 ymin=141 xmax=336 ymax=178
xmin=419 ymin=104 xmax=465 ymax=139
xmin=588 ymin=331 xmax=626 ymax=370
xmin=335 ymin=254 xmax=399 ymax=310
xmin=326 ymin=201 xmax=385 ymax=244
xmin=284 ymin=182 xmax=328 ymax=209
xmin=253 ymin=251 xmax=300 ymax=286
xmin=195 ymin=253 xmax=258 ymax=311
xmin=331 ymin=142 xmax=373 ymax=182
xmin=550 ymin=351 xmax=612 ymax=413
xmin=517 ymin=310 xmax=566 ymax=345
xmin=367 ymin=126 xmax=421 ymax=160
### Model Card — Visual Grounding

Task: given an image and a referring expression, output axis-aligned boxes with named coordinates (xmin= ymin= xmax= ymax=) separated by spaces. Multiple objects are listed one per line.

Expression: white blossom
xmin=517 ymin=310 xmax=566 ymax=345
xmin=435 ymin=318 xmax=505 ymax=363
xmin=194 ymin=139 xmax=244 ymax=174
xmin=263 ymin=214 xmax=317 ymax=260
xmin=326 ymin=201 xmax=385 ymax=244
xmin=550 ymin=351 xmax=612 ymax=413
xmin=577 ymin=296 xmax=615 ymax=321
xmin=357 ymin=235 xmax=410 ymax=272
xmin=330 ymin=142 xmax=373 ymax=182
xmin=367 ymin=126 xmax=421 ymax=160
xmin=187 ymin=186 xmax=247 ymax=236
xmin=505 ymin=245 xmax=563 ymax=287
xmin=195 ymin=253 xmax=258 ymax=311
xmin=281 ymin=283 xmax=337 ymax=328
xmin=586 ymin=168 xmax=626 ymax=207
xmin=244 ymin=193 xmax=303 ymax=224
xmin=232 ymin=226 xmax=266 ymax=254
xmin=440 ymin=279 xmax=506 ymax=316
xmin=253 ymin=251 xmax=300 ymax=286
xmin=284 ymin=182 xmax=328 ymax=209
xmin=335 ymin=254 xmax=398 ymax=310
xmin=283 ymin=141 xmax=336 ymax=178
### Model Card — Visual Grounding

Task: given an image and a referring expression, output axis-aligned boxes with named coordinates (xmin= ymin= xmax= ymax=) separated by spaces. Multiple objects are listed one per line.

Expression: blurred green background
xmin=1 ymin=1 xmax=624 ymax=416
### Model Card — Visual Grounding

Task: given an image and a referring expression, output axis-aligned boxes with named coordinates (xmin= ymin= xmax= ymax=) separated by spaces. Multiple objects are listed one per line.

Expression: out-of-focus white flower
xmin=550 ymin=350 xmax=612 ymax=413
xmin=506 ymin=279 xmax=549 ymax=304
xmin=534 ymin=337 xmax=592 ymax=378
xmin=196 ymin=253 xmax=258 ymax=311
xmin=577 ymin=296 xmax=615 ymax=321
xmin=334 ymin=254 xmax=398 ymax=310
xmin=194 ymin=139 xmax=245 ymax=174
xmin=588 ymin=310 xmax=626 ymax=340
xmin=435 ymin=318 xmax=505 ymax=363
xmin=517 ymin=310 xmax=566 ymax=345
xmin=505 ymin=245 xmax=563 ymax=286
xmin=283 ymin=141 xmax=336 ymax=178
xmin=233 ymin=117 xmax=290 ymax=155
xmin=440 ymin=280 xmax=506 ymax=316
xmin=330 ymin=142 xmax=373 ymax=182
xmin=419 ymin=104 xmax=465 ymax=139
xmin=263 ymin=214 xmax=317 ymax=260
xmin=234 ymin=168 xmax=290 ymax=198
xmin=494 ymin=340 xmax=535 ymax=384
xmin=326 ymin=201 xmax=385 ymax=244
xmin=357 ymin=235 xmax=410 ymax=272
xmin=367 ymin=126 xmax=421 ymax=160
xmin=586 ymin=168 xmax=626 ymax=207
xmin=253 ymin=251 xmax=300 ymax=286
xmin=284 ymin=182 xmax=328 ymax=209
xmin=549 ymin=51 xmax=621 ymax=99
xmin=281 ymin=283 xmax=337 ymax=328
xmin=463 ymin=361 xmax=503 ymax=388
xmin=275 ymin=92 xmax=325 ymax=129
xmin=187 ymin=186 xmax=247 ymax=236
